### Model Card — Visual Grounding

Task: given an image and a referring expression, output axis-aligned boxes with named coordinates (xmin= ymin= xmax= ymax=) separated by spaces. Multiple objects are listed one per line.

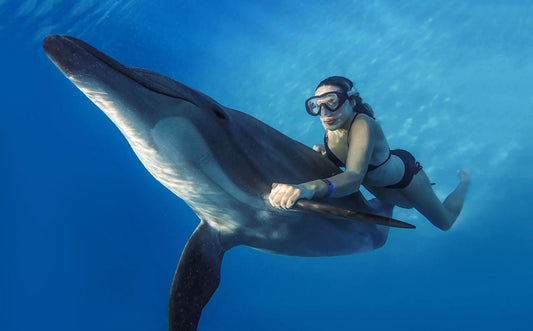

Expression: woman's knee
xmin=404 ymin=175 xmax=454 ymax=229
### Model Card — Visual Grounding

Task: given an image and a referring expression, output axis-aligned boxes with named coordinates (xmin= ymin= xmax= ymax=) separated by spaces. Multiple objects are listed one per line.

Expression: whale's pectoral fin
xmin=168 ymin=221 xmax=225 ymax=331
xmin=294 ymin=199 xmax=415 ymax=229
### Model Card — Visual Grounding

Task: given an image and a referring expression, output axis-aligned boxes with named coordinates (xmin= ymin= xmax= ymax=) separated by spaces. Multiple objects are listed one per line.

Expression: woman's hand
xmin=313 ymin=144 xmax=326 ymax=155
xmin=268 ymin=183 xmax=314 ymax=209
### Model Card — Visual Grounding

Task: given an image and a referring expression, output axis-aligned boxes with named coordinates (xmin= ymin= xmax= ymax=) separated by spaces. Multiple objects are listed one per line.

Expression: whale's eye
xmin=212 ymin=106 xmax=227 ymax=119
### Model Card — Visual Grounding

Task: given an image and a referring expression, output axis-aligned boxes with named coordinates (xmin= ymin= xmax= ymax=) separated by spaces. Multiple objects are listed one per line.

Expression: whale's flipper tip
xmin=294 ymin=199 xmax=416 ymax=229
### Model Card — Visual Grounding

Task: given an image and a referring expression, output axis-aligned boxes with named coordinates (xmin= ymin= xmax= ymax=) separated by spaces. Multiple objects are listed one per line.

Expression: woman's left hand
xmin=268 ymin=183 xmax=313 ymax=209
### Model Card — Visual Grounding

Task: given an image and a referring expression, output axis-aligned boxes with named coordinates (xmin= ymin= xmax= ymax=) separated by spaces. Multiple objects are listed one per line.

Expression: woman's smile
xmin=322 ymin=117 xmax=337 ymax=125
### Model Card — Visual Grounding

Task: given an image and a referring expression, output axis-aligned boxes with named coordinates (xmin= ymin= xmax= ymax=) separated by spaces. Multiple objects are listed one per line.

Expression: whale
xmin=43 ymin=35 xmax=412 ymax=330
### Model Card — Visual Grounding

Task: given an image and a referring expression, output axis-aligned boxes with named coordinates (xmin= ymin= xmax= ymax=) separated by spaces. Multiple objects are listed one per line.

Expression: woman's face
xmin=315 ymin=85 xmax=355 ymax=131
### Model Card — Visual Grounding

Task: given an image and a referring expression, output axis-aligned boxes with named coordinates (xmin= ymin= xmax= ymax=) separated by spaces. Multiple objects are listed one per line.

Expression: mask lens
xmin=322 ymin=93 xmax=340 ymax=109
xmin=305 ymin=92 xmax=344 ymax=116
xmin=306 ymin=98 xmax=321 ymax=115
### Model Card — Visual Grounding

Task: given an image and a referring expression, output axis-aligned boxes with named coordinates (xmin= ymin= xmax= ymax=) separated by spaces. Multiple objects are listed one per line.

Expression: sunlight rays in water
xmin=2 ymin=0 xmax=138 ymax=46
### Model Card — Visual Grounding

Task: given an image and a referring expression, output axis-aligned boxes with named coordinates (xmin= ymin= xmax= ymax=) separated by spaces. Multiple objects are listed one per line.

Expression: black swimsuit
xmin=323 ymin=114 xmax=422 ymax=189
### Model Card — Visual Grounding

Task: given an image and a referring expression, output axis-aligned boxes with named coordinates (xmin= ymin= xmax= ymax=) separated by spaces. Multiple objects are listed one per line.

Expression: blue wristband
xmin=321 ymin=179 xmax=334 ymax=197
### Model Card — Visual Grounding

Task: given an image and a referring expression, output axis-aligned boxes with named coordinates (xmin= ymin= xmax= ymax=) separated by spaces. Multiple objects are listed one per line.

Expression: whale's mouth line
xmin=44 ymin=35 xmax=199 ymax=105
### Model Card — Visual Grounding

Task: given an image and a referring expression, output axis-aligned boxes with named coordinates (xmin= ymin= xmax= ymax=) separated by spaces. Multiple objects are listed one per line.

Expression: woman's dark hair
xmin=316 ymin=76 xmax=375 ymax=119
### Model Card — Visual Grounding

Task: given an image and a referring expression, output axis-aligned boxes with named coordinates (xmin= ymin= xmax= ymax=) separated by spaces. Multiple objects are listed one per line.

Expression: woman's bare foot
xmin=458 ymin=169 xmax=471 ymax=186
xmin=441 ymin=169 xmax=471 ymax=227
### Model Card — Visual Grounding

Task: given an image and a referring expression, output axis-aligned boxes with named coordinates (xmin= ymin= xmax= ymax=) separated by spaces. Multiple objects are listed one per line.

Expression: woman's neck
xmin=339 ymin=112 xmax=358 ymax=131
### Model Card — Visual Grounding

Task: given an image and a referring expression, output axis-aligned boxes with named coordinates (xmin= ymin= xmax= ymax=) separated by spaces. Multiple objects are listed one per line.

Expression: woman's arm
xmin=337 ymin=115 xmax=374 ymax=194
xmin=269 ymin=117 xmax=375 ymax=209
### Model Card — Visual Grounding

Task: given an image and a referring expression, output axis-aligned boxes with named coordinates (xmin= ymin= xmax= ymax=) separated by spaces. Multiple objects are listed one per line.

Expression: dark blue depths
xmin=1 ymin=1 xmax=532 ymax=330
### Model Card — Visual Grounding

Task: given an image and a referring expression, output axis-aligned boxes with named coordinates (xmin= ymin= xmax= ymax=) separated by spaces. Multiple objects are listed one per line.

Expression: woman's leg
xmin=403 ymin=169 xmax=471 ymax=230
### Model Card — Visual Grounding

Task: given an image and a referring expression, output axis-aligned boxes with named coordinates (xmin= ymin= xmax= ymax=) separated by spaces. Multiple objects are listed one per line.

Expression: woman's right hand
xmin=269 ymin=183 xmax=314 ymax=209
xmin=313 ymin=144 xmax=326 ymax=155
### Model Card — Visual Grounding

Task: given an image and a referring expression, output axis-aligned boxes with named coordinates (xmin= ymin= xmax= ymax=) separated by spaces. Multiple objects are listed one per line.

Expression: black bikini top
xmin=323 ymin=113 xmax=391 ymax=171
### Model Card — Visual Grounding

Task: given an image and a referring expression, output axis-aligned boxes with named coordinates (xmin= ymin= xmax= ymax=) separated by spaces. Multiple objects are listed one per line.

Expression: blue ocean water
xmin=1 ymin=1 xmax=532 ymax=330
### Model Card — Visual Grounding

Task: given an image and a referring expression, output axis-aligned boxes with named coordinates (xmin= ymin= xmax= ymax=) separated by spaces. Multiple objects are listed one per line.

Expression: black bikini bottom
xmin=385 ymin=149 xmax=423 ymax=189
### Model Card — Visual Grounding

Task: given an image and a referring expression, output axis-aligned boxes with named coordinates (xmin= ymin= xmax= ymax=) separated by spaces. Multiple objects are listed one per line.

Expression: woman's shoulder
xmin=354 ymin=112 xmax=376 ymax=123
xmin=348 ymin=112 xmax=385 ymax=143
xmin=351 ymin=112 xmax=378 ymax=130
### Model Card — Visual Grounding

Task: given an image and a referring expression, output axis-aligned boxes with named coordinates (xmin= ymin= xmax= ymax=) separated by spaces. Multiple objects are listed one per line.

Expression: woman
xmin=268 ymin=76 xmax=470 ymax=230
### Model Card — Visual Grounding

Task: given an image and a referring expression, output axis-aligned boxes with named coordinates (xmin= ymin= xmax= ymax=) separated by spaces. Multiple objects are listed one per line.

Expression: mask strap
xmin=346 ymin=87 xmax=358 ymax=97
